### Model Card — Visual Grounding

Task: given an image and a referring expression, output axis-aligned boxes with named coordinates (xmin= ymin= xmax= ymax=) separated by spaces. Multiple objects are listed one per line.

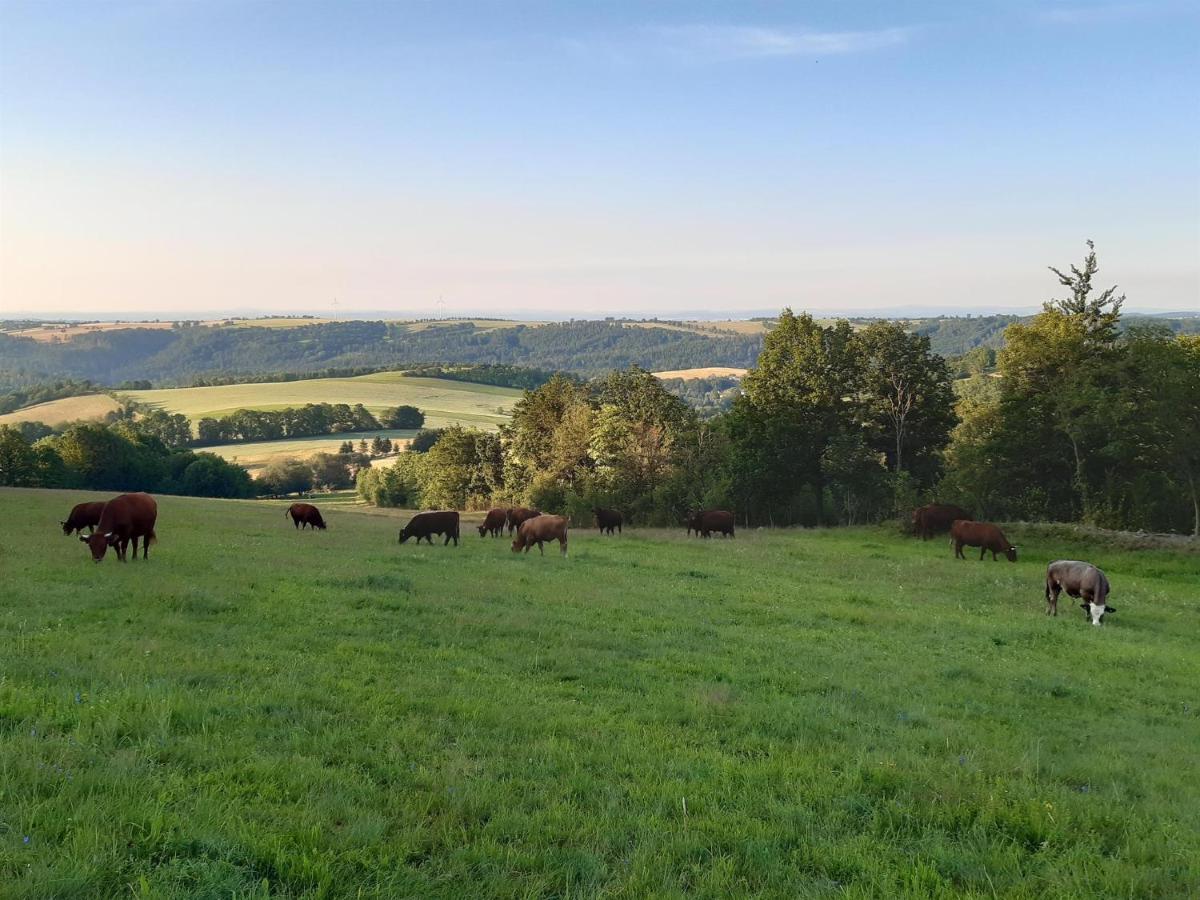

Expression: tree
xmin=381 ymin=405 xmax=425 ymax=428
xmin=370 ymin=436 xmax=385 ymax=456
xmin=310 ymin=452 xmax=355 ymax=489
xmin=854 ymin=322 xmax=955 ymax=483
xmin=410 ymin=429 xmax=445 ymax=453
xmin=258 ymin=458 xmax=313 ymax=496
xmin=1047 ymin=240 xmax=1124 ymax=344
xmin=0 ymin=427 xmax=35 ymax=486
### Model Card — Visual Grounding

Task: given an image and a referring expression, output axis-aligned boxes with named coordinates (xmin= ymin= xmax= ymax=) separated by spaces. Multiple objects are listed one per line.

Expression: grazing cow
xmin=61 ymin=501 xmax=105 ymax=536
xmin=686 ymin=509 xmax=735 ymax=538
xmin=477 ymin=508 xmax=507 ymax=538
xmin=1046 ymin=560 xmax=1115 ymax=626
xmin=950 ymin=519 xmax=1016 ymax=562
xmin=911 ymin=503 xmax=972 ymax=540
xmin=399 ymin=511 xmax=460 ymax=546
xmin=80 ymin=493 xmax=157 ymax=563
xmin=594 ymin=507 xmax=623 ymax=535
xmin=512 ymin=515 xmax=569 ymax=557
xmin=506 ymin=507 xmax=542 ymax=535
xmin=285 ymin=502 xmax=327 ymax=531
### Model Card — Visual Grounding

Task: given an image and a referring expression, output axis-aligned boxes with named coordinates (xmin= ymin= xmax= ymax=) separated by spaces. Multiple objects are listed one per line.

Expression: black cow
xmin=399 ymin=511 xmax=460 ymax=546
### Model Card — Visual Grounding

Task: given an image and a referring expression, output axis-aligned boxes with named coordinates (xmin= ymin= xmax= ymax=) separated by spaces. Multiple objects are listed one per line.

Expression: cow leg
xmin=537 ymin=540 xmax=544 ymax=556
xmin=954 ymin=541 xmax=963 ymax=559
xmin=560 ymin=536 xmax=568 ymax=557
xmin=1046 ymin=579 xmax=1059 ymax=616
xmin=129 ymin=536 xmax=139 ymax=561
xmin=980 ymin=547 xmax=987 ymax=561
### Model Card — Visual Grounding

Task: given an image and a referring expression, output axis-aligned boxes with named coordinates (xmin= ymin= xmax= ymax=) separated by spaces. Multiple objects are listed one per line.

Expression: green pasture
xmin=118 ymin=373 xmax=521 ymax=428
xmin=1 ymin=488 xmax=1196 ymax=898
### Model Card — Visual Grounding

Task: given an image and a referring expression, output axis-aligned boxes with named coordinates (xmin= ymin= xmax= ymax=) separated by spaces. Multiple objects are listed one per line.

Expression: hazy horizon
xmin=2 ymin=1 xmax=1198 ymax=318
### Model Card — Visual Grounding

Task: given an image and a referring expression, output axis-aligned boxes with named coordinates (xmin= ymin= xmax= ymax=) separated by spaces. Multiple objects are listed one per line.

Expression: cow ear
xmin=1105 ymin=605 xmax=1116 ymax=613
xmin=79 ymin=535 xmax=88 ymax=542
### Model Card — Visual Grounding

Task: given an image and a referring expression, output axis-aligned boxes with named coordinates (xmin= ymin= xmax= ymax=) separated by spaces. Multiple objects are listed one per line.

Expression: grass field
xmin=1 ymin=488 xmax=1196 ymax=897
xmin=200 ymin=430 xmax=419 ymax=475
xmin=119 ymin=373 xmax=522 ymax=429
xmin=653 ymin=367 xmax=748 ymax=380
xmin=0 ymin=393 xmax=122 ymax=426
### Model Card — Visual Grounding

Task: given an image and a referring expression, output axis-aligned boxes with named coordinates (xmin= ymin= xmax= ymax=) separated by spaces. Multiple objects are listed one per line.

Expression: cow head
xmin=1005 ymin=546 xmax=1018 ymax=563
xmin=1082 ymin=600 xmax=1115 ymax=626
xmin=398 ymin=528 xmax=411 ymax=544
xmin=81 ymin=531 xmax=117 ymax=561
xmin=61 ymin=520 xmax=72 ymax=535
xmin=477 ymin=524 xmax=488 ymax=537
xmin=511 ymin=532 xmax=525 ymax=553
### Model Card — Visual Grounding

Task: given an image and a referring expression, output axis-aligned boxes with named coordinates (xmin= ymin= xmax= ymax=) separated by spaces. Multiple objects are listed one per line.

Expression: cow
xmin=61 ymin=501 xmax=105 ymax=536
xmin=512 ymin=515 xmax=569 ymax=557
xmin=911 ymin=503 xmax=972 ymax=540
xmin=686 ymin=509 xmax=735 ymax=538
xmin=285 ymin=503 xmax=327 ymax=531
xmin=594 ymin=507 xmax=623 ymax=535
xmin=399 ymin=511 xmax=460 ymax=546
xmin=80 ymin=493 xmax=157 ymax=563
xmin=506 ymin=507 xmax=542 ymax=536
xmin=950 ymin=519 xmax=1016 ymax=562
xmin=1046 ymin=560 xmax=1115 ymax=626
xmin=477 ymin=508 xmax=507 ymax=538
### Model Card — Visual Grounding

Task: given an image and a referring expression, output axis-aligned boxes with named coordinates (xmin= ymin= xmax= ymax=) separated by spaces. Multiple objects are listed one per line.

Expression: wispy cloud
xmin=647 ymin=24 xmax=915 ymax=62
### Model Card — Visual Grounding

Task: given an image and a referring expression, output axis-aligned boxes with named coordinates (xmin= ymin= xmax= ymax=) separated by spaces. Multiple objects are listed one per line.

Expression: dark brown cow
xmin=400 ymin=511 xmax=460 ymax=546
xmin=506 ymin=507 xmax=542 ymax=535
xmin=1046 ymin=560 xmax=1115 ymax=626
xmin=687 ymin=509 xmax=735 ymax=538
xmin=512 ymin=515 xmax=569 ymax=557
xmin=285 ymin=503 xmax=327 ymax=530
xmin=911 ymin=503 xmax=972 ymax=540
xmin=477 ymin=508 xmax=507 ymax=537
xmin=80 ymin=493 xmax=157 ymax=563
xmin=950 ymin=519 xmax=1016 ymax=562
xmin=594 ymin=507 xmax=623 ymax=535
xmin=61 ymin=501 xmax=105 ymax=536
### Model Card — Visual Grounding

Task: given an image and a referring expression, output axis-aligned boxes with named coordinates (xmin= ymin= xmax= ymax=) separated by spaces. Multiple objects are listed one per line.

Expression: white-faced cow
xmin=1046 ymin=560 xmax=1115 ymax=626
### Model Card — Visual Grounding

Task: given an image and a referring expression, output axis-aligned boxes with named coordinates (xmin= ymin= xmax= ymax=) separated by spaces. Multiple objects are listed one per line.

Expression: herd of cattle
xmin=58 ymin=494 xmax=1117 ymax=625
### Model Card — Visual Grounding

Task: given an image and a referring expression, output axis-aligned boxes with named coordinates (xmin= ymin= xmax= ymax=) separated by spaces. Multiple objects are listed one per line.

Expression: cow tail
xmin=283 ymin=507 xmax=290 ymax=518
xmin=147 ymin=529 xmax=157 ymax=546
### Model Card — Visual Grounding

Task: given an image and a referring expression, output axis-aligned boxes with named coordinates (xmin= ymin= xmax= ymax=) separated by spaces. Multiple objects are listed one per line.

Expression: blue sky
xmin=1 ymin=0 xmax=1197 ymax=318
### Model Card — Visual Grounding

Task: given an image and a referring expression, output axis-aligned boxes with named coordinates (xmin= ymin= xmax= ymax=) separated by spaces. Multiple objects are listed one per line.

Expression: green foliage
xmin=356 ymin=455 xmax=422 ymax=508
xmin=379 ymin=405 xmax=425 ymax=429
xmin=944 ymin=244 xmax=1200 ymax=534
xmin=2 ymin=489 xmax=1198 ymax=897
xmin=409 ymin=429 xmax=445 ymax=453
xmin=256 ymin=458 xmax=314 ymax=497
xmin=194 ymin=403 xmax=382 ymax=445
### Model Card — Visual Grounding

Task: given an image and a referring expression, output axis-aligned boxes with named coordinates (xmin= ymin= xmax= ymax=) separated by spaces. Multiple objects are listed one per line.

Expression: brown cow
xmin=80 ymin=493 xmax=157 ymax=563
xmin=593 ymin=507 xmax=623 ymax=535
xmin=61 ymin=501 xmax=105 ymax=536
xmin=950 ymin=519 xmax=1016 ymax=562
xmin=687 ymin=509 xmax=735 ymax=538
xmin=506 ymin=507 xmax=542 ymax=535
xmin=400 ymin=511 xmax=460 ymax=546
xmin=512 ymin=515 xmax=569 ymax=557
xmin=911 ymin=503 xmax=972 ymax=540
xmin=477 ymin=508 xmax=508 ymax=537
xmin=285 ymin=503 xmax=327 ymax=530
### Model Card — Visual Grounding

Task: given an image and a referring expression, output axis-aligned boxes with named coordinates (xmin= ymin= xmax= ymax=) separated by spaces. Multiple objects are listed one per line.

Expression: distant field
xmin=119 ymin=373 xmax=521 ymax=428
xmin=1 ymin=321 xmax=181 ymax=342
xmin=2 ymin=487 xmax=1197 ymax=897
xmin=0 ymin=393 xmax=121 ymax=426
xmin=202 ymin=429 xmax=418 ymax=475
xmin=653 ymin=366 xmax=747 ymax=380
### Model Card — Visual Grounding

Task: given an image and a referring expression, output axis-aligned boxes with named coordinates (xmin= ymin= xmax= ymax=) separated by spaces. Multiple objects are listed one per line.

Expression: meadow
xmin=199 ymin=430 xmax=419 ymax=476
xmin=119 ymin=373 xmax=521 ymax=428
xmin=1 ymin=488 xmax=1197 ymax=898
xmin=0 ymin=394 xmax=121 ymax=427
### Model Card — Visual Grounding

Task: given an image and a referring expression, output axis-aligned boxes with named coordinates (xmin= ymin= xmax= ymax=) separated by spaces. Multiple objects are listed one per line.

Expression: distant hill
xmin=2 ymin=314 xmax=1195 ymax=394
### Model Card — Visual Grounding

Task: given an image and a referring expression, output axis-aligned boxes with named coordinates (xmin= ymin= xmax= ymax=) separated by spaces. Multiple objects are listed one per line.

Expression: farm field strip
xmin=0 ymin=393 xmax=122 ymax=426
xmin=2 ymin=487 xmax=1197 ymax=897
xmin=119 ymin=374 xmax=521 ymax=425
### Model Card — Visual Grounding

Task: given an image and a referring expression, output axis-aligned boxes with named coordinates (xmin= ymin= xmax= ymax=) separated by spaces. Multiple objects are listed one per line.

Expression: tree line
xmin=193 ymin=403 xmax=423 ymax=445
xmin=357 ymin=246 xmax=1199 ymax=536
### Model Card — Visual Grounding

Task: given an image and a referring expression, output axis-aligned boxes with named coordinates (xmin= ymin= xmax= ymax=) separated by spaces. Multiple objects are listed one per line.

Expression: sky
xmin=1 ymin=0 xmax=1198 ymax=320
